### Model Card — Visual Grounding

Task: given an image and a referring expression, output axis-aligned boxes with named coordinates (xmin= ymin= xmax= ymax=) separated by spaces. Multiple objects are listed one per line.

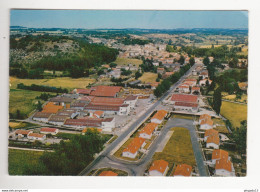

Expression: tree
xmin=203 ymin=57 xmax=210 ymax=66
xmin=189 ymin=57 xmax=195 ymax=66
xmin=37 ymin=101 xmax=43 ymax=111
xmin=179 ymin=55 xmax=185 ymax=65
xmin=135 ymin=71 xmax=142 ymax=79
xmin=213 ymin=87 xmax=222 ymax=115
xmin=109 ymin=63 xmax=117 ymax=68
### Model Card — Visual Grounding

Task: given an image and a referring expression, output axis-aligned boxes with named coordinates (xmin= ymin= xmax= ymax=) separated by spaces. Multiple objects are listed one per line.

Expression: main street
xmin=79 ymin=63 xmax=198 ymax=176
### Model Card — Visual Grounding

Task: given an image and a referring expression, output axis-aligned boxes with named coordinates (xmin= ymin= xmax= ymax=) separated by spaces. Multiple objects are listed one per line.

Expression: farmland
xmin=152 ymin=127 xmax=196 ymax=168
xmin=8 ymin=149 xmax=43 ymax=175
xmin=113 ymin=57 xmax=143 ymax=66
xmin=10 ymin=77 xmax=96 ymax=90
xmin=138 ymin=72 xmax=158 ymax=84
xmin=220 ymin=101 xmax=247 ymax=128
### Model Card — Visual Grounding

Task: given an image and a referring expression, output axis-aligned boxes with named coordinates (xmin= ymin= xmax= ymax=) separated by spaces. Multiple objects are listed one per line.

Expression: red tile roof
xmin=123 ymin=137 xmax=146 ymax=155
xmin=171 ymin=94 xmax=198 ymax=103
xmin=42 ymin=102 xmax=63 ymax=113
xmin=149 ymin=160 xmax=169 ymax=174
xmin=33 ymin=112 xmax=53 ymax=118
xmin=152 ymin=110 xmax=168 ymax=121
xmin=15 ymin=130 xmax=31 ymax=135
xmin=28 ymin=133 xmax=45 ymax=138
xmin=206 ymin=134 xmax=220 ymax=145
xmin=204 ymin=129 xmax=218 ymax=137
xmin=212 ymin=149 xmax=229 ymax=160
xmin=191 ymin=86 xmax=200 ymax=91
xmin=215 ymin=158 xmax=232 ymax=172
xmin=200 ymin=118 xmax=213 ymax=126
xmin=90 ymin=86 xmax=122 ymax=97
xmin=85 ymin=103 xmax=120 ymax=111
xmin=174 ymin=164 xmax=192 ymax=176
xmin=99 ymin=171 xmax=118 ymax=176
xmin=40 ymin=127 xmax=58 ymax=133
xmin=76 ymin=89 xmax=92 ymax=95
xmin=91 ymin=97 xmax=124 ymax=106
xmin=140 ymin=123 xmax=158 ymax=136
xmin=199 ymin=114 xmax=211 ymax=121
xmin=93 ymin=111 xmax=104 ymax=118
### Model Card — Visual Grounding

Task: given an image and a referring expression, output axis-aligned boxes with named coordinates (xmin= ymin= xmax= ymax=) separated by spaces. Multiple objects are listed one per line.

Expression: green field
xmin=220 ymin=101 xmax=247 ymax=128
xmin=10 ymin=76 xmax=96 ymax=90
xmin=8 ymin=149 xmax=43 ymax=175
xmin=153 ymin=127 xmax=196 ymax=167
xmin=113 ymin=57 xmax=143 ymax=66
xmin=9 ymin=88 xmax=44 ymax=119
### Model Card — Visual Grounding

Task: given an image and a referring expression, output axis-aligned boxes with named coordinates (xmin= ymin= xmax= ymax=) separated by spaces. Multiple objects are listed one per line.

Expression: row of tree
xmin=17 ymin=83 xmax=68 ymax=93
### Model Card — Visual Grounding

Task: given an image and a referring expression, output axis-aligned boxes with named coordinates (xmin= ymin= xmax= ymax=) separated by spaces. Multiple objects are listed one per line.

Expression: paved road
xmin=79 ymin=64 xmax=198 ymax=176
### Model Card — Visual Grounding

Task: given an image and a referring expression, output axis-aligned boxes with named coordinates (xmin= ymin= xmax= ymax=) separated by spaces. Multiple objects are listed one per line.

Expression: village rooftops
xmin=85 ymin=103 xmax=120 ymax=111
xmin=205 ymin=129 xmax=219 ymax=137
xmin=50 ymin=96 xmax=73 ymax=103
xmin=200 ymin=114 xmax=211 ymax=121
xmin=56 ymin=111 xmax=75 ymax=116
xmin=184 ymin=79 xmax=197 ymax=82
xmin=70 ymin=102 xmax=87 ymax=108
xmin=28 ymin=133 xmax=45 ymax=138
xmin=90 ymin=85 xmax=122 ymax=97
xmin=152 ymin=110 xmax=168 ymax=121
xmin=178 ymin=84 xmax=189 ymax=89
xmin=74 ymin=89 xmax=92 ymax=95
xmin=149 ymin=160 xmax=169 ymax=174
xmin=139 ymin=123 xmax=158 ymax=136
xmin=123 ymin=137 xmax=146 ymax=155
xmin=42 ymin=102 xmax=63 ymax=114
xmin=99 ymin=171 xmax=118 ymax=176
xmin=78 ymin=96 xmax=95 ymax=102
xmin=64 ymin=117 xmax=114 ymax=127
xmin=215 ymin=157 xmax=232 ymax=172
xmin=191 ymin=86 xmax=200 ymax=91
xmin=91 ymin=97 xmax=124 ymax=106
xmin=33 ymin=112 xmax=53 ymax=118
xmin=171 ymin=94 xmax=198 ymax=103
xmin=174 ymin=164 xmax=192 ymax=177
xmin=40 ymin=127 xmax=58 ymax=133
xmin=212 ymin=149 xmax=229 ymax=160
xmin=206 ymin=134 xmax=220 ymax=145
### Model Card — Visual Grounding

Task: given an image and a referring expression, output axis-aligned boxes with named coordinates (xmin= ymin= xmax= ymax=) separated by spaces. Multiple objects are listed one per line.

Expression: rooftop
xmin=149 ymin=160 xmax=169 ymax=174
xmin=174 ymin=164 xmax=192 ymax=176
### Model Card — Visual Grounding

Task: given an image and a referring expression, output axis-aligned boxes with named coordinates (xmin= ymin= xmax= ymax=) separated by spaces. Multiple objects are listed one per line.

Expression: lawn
xmin=8 ymin=149 xmax=43 ymax=175
xmin=220 ymin=101 xmax=247 ymax=129
xmin=9 ymin=88 xmax=44 ymax=119
xmin=152 ymin=127 xmax=196 ymax=168
xmin=113 ymin=57 xmax=143 ymax=66
xmin=10 ymin=76 xmax=96 ymax=90
xmin=138 ymin=72 xmax=158 ymax=84
xmin=212 ymin=118 xmax=229 ymax=134
xmin=172 ymin=114 xmax=194 ymax=120
xmin=94 ymin=167 xmax=128 ymax=176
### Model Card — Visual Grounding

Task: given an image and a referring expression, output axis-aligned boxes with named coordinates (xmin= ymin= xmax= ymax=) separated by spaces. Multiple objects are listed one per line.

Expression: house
xmin=174 ymin=102 xmax=199 ymax=113
xmin=101 ymin=117 xmax=115 ymax=132
xmin=32 ymin=112 xmax=53 ymax=123
xmin=148 ymin=160 xmax=169 ymax=176
xmin=200 ymin=118 xmax=214 ymax=130
xmin=211 ymin=149 xmax=229 ymax=164
xmin=215 ymin=157 xmax=235 ymax=176
xmin=49 ymin=96 xmax=73 ymax=107
xmin=238 ymin=82 xmax=248 ymax=91
xmin=208 ymin=56 xmax=214 ymax=63
xmin=124 ymin=95 xmax=138 ymax=109
xmin=204 ymin=129 xmax=220 ymax=149
xmin=199 ymin=114 xmax=211 ymax=124
xmin=27 ymin=133 xmax=46 ymax=141
xmin=151 ymin=110 xmax=168 ymax=124
xmin=200 ymin=70 xmax=209 ymax=79
xmin=122 ymin=137 xmax=146 ymax=159
xmin=151 ymin=82 xmax=160 ymax=89
xmin=204 ymin=129 xmax=219 ymax=142
xmin=191 ymin=86 xmax=200 ymax=94
xmin=56 ymin=109 xmax=79 ymax=119
xmin=139 ymin=123 xmax=158 ymax=139
xmin=99 ymin=171 xmax=118 ymax=176
xmin=152 ymin=62 xmax=159 ymax=66
xmin=48 ymin=115 xmax=69 ymax=126
xmin=199 ymin=79 xmax=212 ymax=86
xmin=174 ymin=164 xmax=192 ymax=177
xmin=109 ymin=69 xmax=121 ymax=78
xmin=90 ymin=85 xmax=122 ymax=97
xmin=178 ymin=84 xmax=190 ymax=93
xmin=15 ymin=130 xmax=33 ymax=138
xmin=42 ymin=102 xmax=63 ymax=114
xmin=157 ymin=68 xmax=165 ymax=75
xmin=40 ymin=127 xmax=59 ymax=135
xmin=73 ymin=89 xmax=92 ymax=95
xmin=171 ymin=94 xmax=198 ymax=104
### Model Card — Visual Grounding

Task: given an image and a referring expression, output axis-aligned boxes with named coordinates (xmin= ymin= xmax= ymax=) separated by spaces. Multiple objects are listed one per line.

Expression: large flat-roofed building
xmin=171 ymin=94 xmax=199 ymax=112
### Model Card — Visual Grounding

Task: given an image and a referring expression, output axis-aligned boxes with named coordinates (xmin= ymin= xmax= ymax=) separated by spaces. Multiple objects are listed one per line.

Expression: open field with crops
xmin=138 ymin=72 xmax=158 ymax=84
xmin=113 ymin=57 xmax=143 ymax=66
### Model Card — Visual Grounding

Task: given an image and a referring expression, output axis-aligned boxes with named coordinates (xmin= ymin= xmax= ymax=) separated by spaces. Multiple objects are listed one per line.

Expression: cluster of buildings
xmin=14 ymin=127 xmax=59 ymax=142
xmin=32 ymin=85 xmax=138 ymax=133
xmin=122 ymin=110 xmax=168 ymax=159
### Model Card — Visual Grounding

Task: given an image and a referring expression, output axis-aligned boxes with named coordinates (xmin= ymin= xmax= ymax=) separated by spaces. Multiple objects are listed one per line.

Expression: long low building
xmin=63 ymin=117 xmax=115 ymax=132
xmin=171 ymin=94 xmax=199 ymax=113
xmin=85 ymin=103 xmax=130 ymax=116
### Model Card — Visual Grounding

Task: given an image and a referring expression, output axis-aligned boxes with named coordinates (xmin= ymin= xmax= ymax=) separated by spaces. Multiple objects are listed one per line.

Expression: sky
xmin=10 ymin=10 xmax=248 ymax=29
